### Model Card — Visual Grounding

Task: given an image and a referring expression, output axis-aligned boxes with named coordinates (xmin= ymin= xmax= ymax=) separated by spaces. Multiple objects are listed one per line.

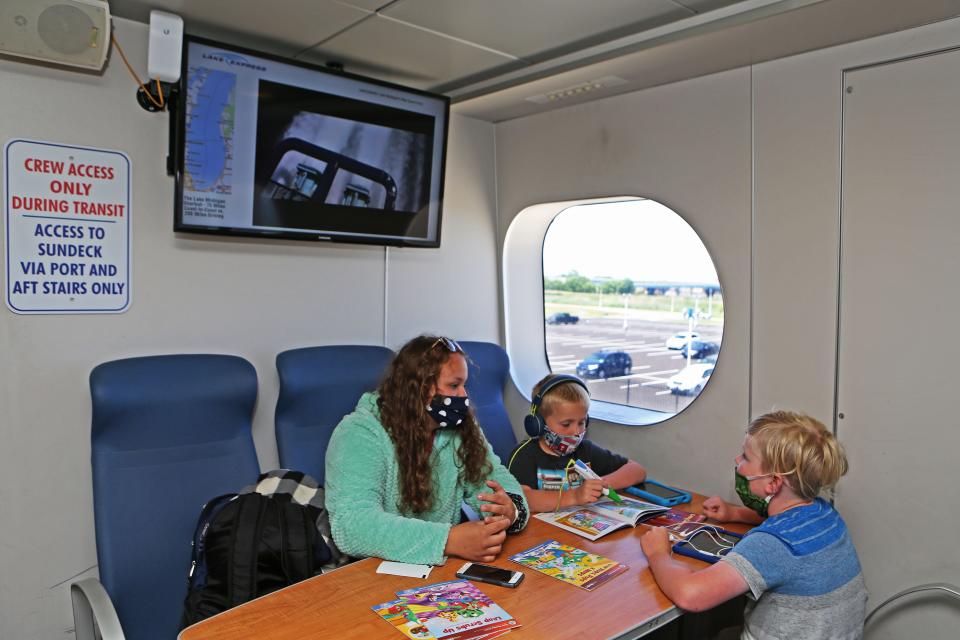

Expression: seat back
xmin=90 ymin=354 xmax=261 ymax=640
xmin=275 ymin=345 xmax=393 ymax=483
xmin=460 ymin=341 xmax=519 ymax=463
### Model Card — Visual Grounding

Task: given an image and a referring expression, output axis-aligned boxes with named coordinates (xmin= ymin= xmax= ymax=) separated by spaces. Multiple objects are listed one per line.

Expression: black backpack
xmin=180 ymin=491 xmax=328 ymax=628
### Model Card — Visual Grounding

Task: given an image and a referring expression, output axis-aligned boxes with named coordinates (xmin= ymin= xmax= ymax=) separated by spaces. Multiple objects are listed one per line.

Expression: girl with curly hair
xmin=325 ymin=335 xmax=529 ymax=564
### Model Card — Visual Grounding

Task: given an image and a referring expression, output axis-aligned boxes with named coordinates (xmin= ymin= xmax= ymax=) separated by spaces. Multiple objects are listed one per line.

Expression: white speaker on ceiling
xmin=0 ymin=0 xmax=110 ymax=71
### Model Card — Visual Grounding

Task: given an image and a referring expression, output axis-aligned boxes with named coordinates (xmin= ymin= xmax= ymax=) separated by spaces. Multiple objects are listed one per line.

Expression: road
xmin=545 ymin=317 xmax=722 ymax=415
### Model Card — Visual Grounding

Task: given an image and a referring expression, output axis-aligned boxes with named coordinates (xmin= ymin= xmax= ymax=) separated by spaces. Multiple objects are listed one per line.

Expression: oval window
xmin=543 ymin=199 xmax=722 ymax=418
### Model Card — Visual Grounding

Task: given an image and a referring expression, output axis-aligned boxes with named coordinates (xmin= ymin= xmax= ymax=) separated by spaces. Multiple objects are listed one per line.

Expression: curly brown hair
xmin=377 ymin=335 xmax=492 ymax=514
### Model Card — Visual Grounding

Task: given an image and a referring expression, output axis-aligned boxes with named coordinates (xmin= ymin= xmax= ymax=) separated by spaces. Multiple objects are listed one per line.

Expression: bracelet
xmin=505 ymin=491 xmax=528 ymax=534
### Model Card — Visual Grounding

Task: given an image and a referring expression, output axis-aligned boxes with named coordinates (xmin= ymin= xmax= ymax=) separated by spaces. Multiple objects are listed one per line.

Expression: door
xmin=839 ymin=48 xmax=960 ymax=637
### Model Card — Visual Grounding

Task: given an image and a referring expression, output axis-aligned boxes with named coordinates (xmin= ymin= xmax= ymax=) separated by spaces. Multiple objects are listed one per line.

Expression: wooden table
xmin=181 ymin=494 xmax=748 ymax=640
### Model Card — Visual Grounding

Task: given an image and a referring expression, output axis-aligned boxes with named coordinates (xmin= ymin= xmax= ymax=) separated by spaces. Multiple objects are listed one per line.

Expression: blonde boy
xmin=640 ymin=411 xmax=867 ymax=640
xmin=507 ymin=374 xmax=647 ymax=512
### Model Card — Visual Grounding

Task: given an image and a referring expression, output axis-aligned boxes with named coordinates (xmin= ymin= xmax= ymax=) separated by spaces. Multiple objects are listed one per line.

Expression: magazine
xmin=642 ymin=508 xmax=707 ymax=538
xmin=509 ymin=539 xmax=628 ymax=591
xmin=373 ymin=579 xmax=519 ymax=640
xmin=533 ymin=496 xmax=668 ymax=541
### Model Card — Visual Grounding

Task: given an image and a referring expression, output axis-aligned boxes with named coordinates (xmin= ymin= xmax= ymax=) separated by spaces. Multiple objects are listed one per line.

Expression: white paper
xmin=376 ymin=561 xmax=433 ymax=579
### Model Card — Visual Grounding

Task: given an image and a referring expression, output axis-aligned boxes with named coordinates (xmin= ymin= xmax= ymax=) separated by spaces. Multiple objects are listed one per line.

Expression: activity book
xmin=643 ymin=508 xmax=707 ymax=538
xmin=509 ymin=539 xmax=628 ymax=591
xmin=533 ymin=496 xmax=669 ymax=541
xmin=372 ymin=579 xmax=519 ymax=640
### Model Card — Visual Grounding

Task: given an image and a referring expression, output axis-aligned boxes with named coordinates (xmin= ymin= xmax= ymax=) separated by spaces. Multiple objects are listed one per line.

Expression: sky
xmin=542 ymin=199 xmax=720 ymax=284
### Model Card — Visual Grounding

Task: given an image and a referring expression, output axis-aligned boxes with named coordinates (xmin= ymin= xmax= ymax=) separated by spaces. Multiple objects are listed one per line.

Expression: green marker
xmin=603 ymin=487 xmax=624 ymax=503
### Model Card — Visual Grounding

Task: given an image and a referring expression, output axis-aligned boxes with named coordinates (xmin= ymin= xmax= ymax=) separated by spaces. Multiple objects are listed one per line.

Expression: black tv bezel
xmin=172 ymin=35 xmax=450 ymax=248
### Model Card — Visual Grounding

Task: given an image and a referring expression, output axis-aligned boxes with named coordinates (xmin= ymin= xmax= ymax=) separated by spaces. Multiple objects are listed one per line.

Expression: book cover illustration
xmin=373 ymin=579 xmax=519 ymax=640
xmin=542 ymin=508 xmax=624 ymax=540
xmin=372 ymin=599 xmax=438 ymax=640
xmin=643 ymin=508 xmax=706 ymax=537
xmin=509 ymin=539 xmax=627 ymax=591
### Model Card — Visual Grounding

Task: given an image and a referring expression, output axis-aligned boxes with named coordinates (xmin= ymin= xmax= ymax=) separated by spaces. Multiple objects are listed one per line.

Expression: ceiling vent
xmin=0 ymin=0 xmax=110 ymax=71
xmin=525 ymin=75 xmax=628 ymax=104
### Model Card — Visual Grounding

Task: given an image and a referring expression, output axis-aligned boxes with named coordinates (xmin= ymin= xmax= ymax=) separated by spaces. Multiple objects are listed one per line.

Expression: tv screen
xmin=174 ymin=37 xmax=449 ymax=247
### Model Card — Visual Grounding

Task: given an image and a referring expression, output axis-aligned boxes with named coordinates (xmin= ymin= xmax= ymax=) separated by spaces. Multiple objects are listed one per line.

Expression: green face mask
xmin=735 ymin=468 xmax=772 ymax=518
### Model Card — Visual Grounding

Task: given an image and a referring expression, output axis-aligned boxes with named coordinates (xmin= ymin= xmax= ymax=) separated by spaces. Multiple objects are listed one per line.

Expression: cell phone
xmin=456 ymin=562 xmax=524 ymax=588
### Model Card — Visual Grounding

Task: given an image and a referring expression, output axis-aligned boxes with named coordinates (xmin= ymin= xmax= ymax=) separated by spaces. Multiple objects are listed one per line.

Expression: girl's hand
xmin=478 ymin=479 xmax=517 ymax=523
xmin=445 ymin=518 xmax=510 ymax=562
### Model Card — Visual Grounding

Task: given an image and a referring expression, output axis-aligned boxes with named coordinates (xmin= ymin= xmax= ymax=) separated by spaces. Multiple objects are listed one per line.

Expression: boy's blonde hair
xmin=748 ymin=411 xmax=848 ymax=500
xmin=533 ymin=375 xmax=590 ymax=418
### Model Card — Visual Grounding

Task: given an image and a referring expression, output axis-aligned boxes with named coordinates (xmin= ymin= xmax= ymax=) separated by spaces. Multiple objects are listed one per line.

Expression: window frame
xmin=503 ymin=196 xmax=679 ymax=426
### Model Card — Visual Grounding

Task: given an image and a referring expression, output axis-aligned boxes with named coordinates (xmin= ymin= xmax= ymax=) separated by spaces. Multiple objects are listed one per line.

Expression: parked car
xmin=546 ymin=312 xmax=579 ymax=325
xmin=679 ymin=340 xmax=720 ymax=360
xmin=576 ymin=350 xmax=632 ymax=379
xmin=665 ymin=331 xmax=700 ymax=349
xmin=668 ymin=363 xmax=715 ymax=395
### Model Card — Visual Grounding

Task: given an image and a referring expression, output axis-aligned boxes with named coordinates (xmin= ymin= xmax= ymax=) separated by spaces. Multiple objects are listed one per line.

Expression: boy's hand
xmin=640 ymin=527 xmax=672 ymax=559
xmin=574 ymin=479 xmax=604 ymax=504
xmin=702 ymin=496 xmax=732 ymax=522
xmin=477 ymin=479 xmax=517 ymax=523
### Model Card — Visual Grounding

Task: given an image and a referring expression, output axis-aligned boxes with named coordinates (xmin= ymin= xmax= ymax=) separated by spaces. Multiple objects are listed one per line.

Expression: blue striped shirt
xmin=722 ymin=499 xmax=867 ymax=639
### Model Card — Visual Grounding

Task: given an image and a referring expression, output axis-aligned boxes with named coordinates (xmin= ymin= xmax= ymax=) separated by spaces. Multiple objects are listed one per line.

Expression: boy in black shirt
xmin=507 ymin=374 xmax=647 ymax=512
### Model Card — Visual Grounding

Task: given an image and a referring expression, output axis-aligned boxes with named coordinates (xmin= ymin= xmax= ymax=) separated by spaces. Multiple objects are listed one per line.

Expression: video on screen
xmin=252 ymin=80 xmax=435 ymax=236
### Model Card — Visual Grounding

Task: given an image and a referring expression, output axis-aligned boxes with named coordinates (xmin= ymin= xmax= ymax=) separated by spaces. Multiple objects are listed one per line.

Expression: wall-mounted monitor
xmin=174 ymin=36 xmax=449 ymax=247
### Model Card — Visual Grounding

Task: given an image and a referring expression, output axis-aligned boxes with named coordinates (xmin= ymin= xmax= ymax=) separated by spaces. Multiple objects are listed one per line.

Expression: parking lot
xmin=545 ymin=316 xmax=722 ymax=414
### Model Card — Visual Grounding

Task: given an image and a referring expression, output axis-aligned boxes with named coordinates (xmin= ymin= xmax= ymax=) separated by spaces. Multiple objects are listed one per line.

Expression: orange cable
xmin=110 ymin=33 xmax=164 ymax=109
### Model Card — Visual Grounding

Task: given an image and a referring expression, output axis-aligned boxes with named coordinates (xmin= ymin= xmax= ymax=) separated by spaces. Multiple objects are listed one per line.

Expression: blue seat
xmin=275 ymin=345 xmax=393 ymax=484
xmin=71 ymin=354 xmax=261 ymax=640
xmin=460 ymin=341 xmax=519 ymax=463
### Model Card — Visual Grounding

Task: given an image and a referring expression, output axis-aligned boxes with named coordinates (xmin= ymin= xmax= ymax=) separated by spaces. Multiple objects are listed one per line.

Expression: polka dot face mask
xmin=426 ymin=395 xmax=470 ymax=428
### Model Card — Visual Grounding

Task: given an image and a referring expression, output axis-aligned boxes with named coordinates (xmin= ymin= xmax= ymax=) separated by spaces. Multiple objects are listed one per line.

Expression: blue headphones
xmin=523 ymin=374 xmax=590 ymax=438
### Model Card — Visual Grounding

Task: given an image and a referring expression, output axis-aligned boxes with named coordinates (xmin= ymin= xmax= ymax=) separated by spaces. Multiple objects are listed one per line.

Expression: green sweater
xmin=325 ymin=392 xmax=528 ymax=565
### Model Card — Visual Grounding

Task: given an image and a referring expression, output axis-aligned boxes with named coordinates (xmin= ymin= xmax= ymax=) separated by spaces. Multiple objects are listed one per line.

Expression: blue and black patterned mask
xmin=427 ymin=395 xmax=470 ymax=428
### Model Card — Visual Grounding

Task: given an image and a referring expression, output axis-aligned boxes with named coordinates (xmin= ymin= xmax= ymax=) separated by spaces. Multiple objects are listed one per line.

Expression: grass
xmin=544 ymin=290 xmax=724 ymax=325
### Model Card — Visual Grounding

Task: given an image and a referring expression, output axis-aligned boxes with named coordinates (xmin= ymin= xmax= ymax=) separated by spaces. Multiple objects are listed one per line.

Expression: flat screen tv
xmin=173 ymin=36 xmax=449 ymax=247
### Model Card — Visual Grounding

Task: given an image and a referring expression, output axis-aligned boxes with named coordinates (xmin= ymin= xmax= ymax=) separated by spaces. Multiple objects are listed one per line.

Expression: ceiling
xmin=108 ymin=0 xmax=960 ymax=121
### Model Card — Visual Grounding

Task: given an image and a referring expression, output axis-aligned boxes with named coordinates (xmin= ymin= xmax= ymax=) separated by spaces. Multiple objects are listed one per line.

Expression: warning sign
xmin=4 ymin=139 xmax=131 ymax=314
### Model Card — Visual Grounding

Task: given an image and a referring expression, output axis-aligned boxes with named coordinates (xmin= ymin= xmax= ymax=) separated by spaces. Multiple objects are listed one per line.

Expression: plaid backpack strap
xmin=244 ymin=469 xmax=321 ymax=511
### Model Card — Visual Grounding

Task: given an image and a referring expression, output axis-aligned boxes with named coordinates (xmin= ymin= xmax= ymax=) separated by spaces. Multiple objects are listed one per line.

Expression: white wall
xmin=0 ymin=18 xmax=499 ymax=639
xmin=752 ymin=20 xmax=960 ymax=638
xmin=836 ymin=47 xmax=960 ymax=637
xmin=495 ymin=16 xmax=960 ymax=640
xmin=386 ymin=114 xmax=501 ymax=346
xmin=495 ymin=66 xmax=754 ymax=500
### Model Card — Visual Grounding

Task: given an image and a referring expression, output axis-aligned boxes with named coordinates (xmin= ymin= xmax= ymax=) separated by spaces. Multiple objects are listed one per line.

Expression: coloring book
xmin=373 ymin=579 xmax=519 ymax=640
xmin=508 ymin=539 xmax=627 ymax=591
xmin=533 ymin=497 xmax=668 ymax=541
xmin=642 ymin=508 xmax=707 ymax=538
